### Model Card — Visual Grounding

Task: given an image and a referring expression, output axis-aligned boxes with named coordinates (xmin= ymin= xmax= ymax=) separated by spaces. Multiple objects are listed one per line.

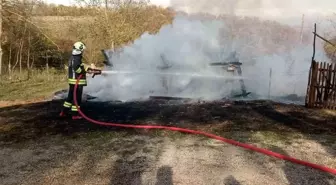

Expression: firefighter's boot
xmin=59 ymin=111 xmax=66 ymax=117
xmin=72 ymin=115 xmax=83 ymax=120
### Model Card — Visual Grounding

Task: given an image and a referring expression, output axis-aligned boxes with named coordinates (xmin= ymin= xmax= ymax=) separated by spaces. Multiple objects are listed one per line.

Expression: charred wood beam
xmin=149 ymin=96 xmax=192 ymax=101
xmin=101 ymin=49 xmax=113 ymax=67
xmin=209 ymin=61 xmax=242 ymax=66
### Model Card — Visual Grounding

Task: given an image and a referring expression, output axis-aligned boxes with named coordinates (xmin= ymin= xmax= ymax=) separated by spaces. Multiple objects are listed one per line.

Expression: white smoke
xmin=86 ymin=16 xmax=236 ymax=101
xmin=168 ymin=0 xmax=335 ymax=24
xmin=243 ymin=44 xmax=328 ymax=98
xmin=84 ymin=4 xmax=331 ymax=102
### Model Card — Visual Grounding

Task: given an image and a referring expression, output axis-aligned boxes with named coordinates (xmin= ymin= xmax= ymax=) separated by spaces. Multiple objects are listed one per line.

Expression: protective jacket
xmin=68 ymin=54 xmax=89 ymax=86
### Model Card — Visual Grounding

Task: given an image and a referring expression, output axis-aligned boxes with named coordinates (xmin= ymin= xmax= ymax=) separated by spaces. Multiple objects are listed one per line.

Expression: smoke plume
xmin=84 ymin=3 xmax=330 ymax=102
xmin=169 ymin=0 xmax=263 ymax=16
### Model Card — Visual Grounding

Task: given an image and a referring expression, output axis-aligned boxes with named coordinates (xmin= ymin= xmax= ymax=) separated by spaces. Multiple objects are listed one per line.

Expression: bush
xmin=324 ymin=38 xmax=336 ymax=63
xmin=1 ymin=2 xmax=174 ymax=79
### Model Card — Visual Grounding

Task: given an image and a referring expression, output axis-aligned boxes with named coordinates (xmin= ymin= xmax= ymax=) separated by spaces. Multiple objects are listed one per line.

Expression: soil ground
xmin=0 ymin=99 xmax=335 ymax=185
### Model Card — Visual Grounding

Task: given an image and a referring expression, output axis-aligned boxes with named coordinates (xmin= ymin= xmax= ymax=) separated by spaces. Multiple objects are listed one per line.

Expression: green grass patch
xmin=0 ymin=69 xmax=67 ymax=101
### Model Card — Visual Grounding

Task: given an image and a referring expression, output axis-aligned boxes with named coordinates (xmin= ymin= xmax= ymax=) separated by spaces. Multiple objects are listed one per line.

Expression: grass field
xmin=0 ymin=70 xmax=67 ymax=104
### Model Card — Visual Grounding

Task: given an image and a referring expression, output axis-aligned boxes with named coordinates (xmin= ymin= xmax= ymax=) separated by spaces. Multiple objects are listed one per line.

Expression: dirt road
xmin=0 ymin=99 xmax=335 ymax=184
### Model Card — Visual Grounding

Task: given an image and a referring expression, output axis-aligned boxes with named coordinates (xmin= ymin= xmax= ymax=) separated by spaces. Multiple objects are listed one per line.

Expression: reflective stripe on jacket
xmin=68 ymin=54 xmax=89 ymax=86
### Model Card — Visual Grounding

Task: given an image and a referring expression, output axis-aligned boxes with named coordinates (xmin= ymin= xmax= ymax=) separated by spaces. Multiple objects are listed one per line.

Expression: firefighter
xmin=59 ymin=41 xmax=92 ymax=120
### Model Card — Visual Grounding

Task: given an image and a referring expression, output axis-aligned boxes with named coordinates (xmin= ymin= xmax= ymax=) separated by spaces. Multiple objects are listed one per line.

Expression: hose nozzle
xmin=87 ymin=67 xmax=102 ymax=78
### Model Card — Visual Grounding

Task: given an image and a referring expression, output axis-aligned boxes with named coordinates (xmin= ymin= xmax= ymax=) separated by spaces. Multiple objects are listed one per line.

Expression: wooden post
xmin=316 ymin=62 xmax=322 ymax=107
xmin=312 ymin=23 xmax=316 ymax=61
xmin=333 ymin=64 xmax=336 ymax=109
xmin=307 ymin=24 xmax=317 ymax=108
xmin=308 ymin=61 xmax=318 ymax=108
xmin=324 ymin=64 xmax=332 ymax=108
xmin=305 ymin=62 xmax=312 ymax=107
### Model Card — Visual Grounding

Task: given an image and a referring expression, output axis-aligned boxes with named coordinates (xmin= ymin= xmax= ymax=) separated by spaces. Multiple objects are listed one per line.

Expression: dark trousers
xmin=62 ymin=84 xmax=83 ymax=115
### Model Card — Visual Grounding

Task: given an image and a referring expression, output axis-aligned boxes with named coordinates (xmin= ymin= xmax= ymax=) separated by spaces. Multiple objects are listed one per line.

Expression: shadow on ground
xmin=0 ymin=125 xmax=165 ymax=185
xmin=271 ymin=146 xmax=335 ymax=185
xmin=223 ymin=175 xmax=241 ymax=185
xmin=155 ymin=166 xmax=174 ymax=185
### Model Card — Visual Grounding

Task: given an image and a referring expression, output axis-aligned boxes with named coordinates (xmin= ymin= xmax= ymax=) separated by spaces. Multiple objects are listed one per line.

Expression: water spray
xmin=100 ymin=70 xmax=247 ymax=80
xmin=93 ymin=49 xmax=252 ymax=100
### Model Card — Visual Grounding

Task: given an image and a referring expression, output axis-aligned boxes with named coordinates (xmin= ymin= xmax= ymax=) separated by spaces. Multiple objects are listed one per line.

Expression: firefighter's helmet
xmin=72 ymin=41 xmax=86 ymax=54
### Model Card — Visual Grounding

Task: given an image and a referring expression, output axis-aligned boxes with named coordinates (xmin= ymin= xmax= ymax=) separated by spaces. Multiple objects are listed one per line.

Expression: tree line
xmin=0 ymin=0 xmax=174 ymax=80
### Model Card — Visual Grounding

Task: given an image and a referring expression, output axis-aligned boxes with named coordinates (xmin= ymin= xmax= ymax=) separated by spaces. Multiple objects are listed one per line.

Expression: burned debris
xmin=209 ymin=51 xmax=251 ymax=98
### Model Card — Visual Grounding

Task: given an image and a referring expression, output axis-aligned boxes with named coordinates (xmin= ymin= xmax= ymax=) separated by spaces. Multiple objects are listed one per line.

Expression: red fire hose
xmin=73 ymin=74 xmax=336 ymax=175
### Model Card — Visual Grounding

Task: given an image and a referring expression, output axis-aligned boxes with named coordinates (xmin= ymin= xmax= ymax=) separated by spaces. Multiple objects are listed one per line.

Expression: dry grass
xmin=322 ymin=109 xmax=336 ymax=117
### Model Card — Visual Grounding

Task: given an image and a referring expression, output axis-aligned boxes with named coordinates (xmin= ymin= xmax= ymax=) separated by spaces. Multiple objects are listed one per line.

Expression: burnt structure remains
xmin=209 ymin=51 xmax=251 ymax=98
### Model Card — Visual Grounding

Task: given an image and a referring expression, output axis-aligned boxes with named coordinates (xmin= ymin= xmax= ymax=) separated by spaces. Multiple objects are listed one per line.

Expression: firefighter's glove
xmin=86 ymin=67 xmax=93 ymax=74
xmin=87 ymin=67 xmax=102 ymax=78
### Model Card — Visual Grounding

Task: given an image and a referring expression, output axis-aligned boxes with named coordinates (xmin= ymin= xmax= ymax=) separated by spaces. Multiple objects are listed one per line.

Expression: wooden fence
xmin=305 ymin=60 xmax=336 ymax=109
